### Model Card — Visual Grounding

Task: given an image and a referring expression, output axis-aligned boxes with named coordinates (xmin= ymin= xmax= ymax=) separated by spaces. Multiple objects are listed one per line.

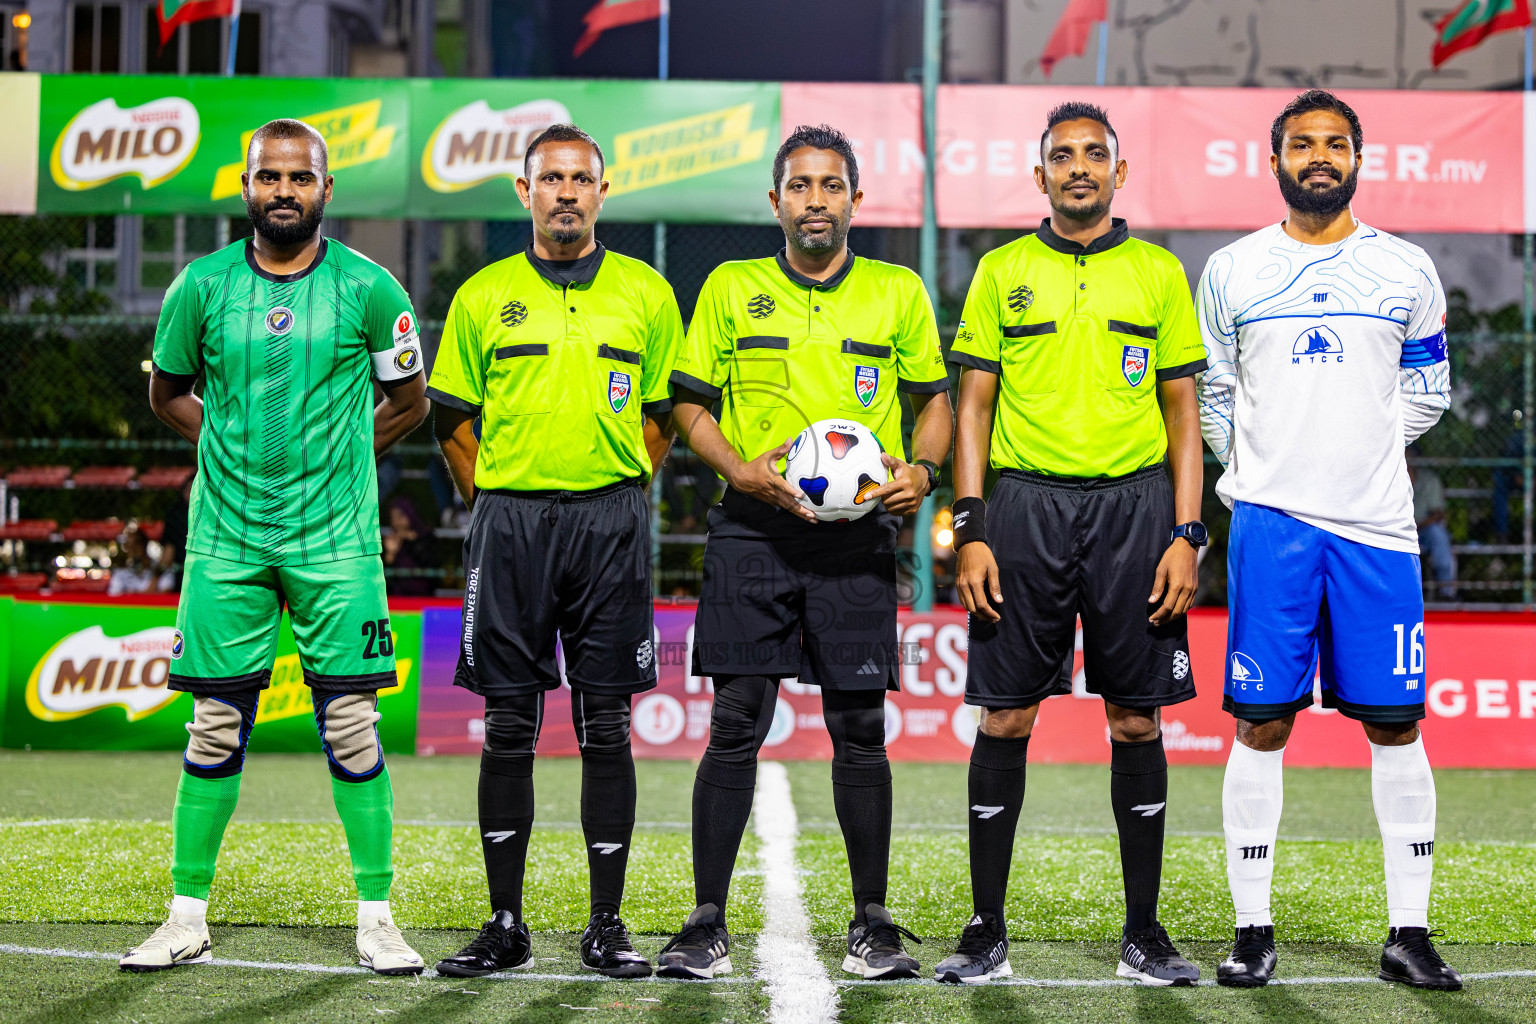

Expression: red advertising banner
xmin=416 ymin=605 xmax=1536 ymax=770
xmin=841 ymin=84 xmax=1532 ymax=234
xmin=780 ymin=82 xmax=923 ymax=228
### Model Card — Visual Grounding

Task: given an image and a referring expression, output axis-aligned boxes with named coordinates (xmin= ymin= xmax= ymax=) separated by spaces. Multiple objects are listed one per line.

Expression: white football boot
xmin=357 ymin=913 xmax=425 ymax=975
xmin=119 ymin=912 xmax=213 ymax=972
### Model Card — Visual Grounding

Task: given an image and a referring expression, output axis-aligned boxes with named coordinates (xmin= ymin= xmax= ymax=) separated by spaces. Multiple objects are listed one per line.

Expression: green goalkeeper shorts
xmin=168 ymin=551 xmax=397 ymax=695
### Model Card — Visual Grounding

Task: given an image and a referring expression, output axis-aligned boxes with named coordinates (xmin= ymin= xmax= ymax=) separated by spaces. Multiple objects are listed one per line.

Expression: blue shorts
xmin=1224 ymin=502 xmax=1426 ymax=724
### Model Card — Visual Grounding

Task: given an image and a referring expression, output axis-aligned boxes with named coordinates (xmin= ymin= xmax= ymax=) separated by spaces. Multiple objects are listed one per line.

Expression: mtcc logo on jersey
xmin=265 ymin=306 xmax=295 ymax=336
xmin=747 ymin=293 xmax=776 ymax=319
xmin=1292 ymin=325 xmax=1344 ymax=364
xmin=1007 ymin=285 xmax=1033 ymax=313
xmin=500 ymin=300 xmax=527 ymax=327
xmin=1230 ymin=651 xmax=1264 ymax=691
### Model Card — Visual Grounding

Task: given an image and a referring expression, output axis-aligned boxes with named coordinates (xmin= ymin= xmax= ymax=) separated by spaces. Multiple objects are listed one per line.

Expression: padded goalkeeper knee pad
xmin=315 ymin=693 xmax=385 ymax=781
xmin=183 ymin=691 xmax=259 ymax=780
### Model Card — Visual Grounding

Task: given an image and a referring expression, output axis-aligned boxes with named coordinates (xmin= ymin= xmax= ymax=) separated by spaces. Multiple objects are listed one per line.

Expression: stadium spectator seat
xmin=139 ymin=520 xmax=165 ymax=542
xmin=72 ymin=466 xmax=138 ymax=488
xmin=5 ymin=466 xmax=71 ymax=488
xmin=0 ymin=519 xmax=59 ymax=541
xmin=52 ymin=567 xmax=112 ymax=592
xmin=138 ymin=466 xmax=194 ymax=489
xmin=61 ymin=519 xmax=126 ymax=542
xmin=0 ymin=572 xmax=48 ymax=593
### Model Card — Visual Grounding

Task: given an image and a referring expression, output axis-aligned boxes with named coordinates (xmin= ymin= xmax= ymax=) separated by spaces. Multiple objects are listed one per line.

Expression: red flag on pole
xmin=574 ymin=0 xmax=663 ymax=58
xmin=1431 ymin=0 xmax=1532 ymax=68
xmin=1039 ymin=0 xmax=1107 ymax=78
xmin=156 ymin=0 xmax=239 ymax=48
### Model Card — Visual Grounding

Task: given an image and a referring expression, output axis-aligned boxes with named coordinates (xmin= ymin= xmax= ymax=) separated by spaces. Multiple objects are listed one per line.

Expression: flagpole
xmin=224 ymin=7 xmax=239 ymax=75
xmin=1095 ymin=18 xmax=1108 ymax=86
xmin=651 ymin=0 xmax=670 ymax=591
xmin=1522 ymin=24 xmax=1534 ymax=605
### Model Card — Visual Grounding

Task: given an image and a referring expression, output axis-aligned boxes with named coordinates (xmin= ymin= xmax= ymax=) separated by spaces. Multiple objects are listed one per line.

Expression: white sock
xmin=170 ymin=895 xmax=208 ymax=927
xmin=1222 ymin=741 xmax=1284 ymax=929
xmin=358 ymin=899 xmax=392 ymax=926
xmin=1371 ymin=737 xmax=1437 ymax=931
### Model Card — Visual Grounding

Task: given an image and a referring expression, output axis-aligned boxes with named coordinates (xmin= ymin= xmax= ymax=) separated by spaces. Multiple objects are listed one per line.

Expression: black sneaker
xmin=435 ymin=911 xmax=533 ymax=977
xmin=1216 ymin=925 xmax=1277 ymax=988
xmin=1117 ymin=921 xmax=1200 ymax=986
xmin=843 ymin=904 xmax=922 ymax=980
xmin=581 ymin=911 xmax=653 ymax=978
xmin=657 ymin=904 xmax=731 ymax=979
xmin=1379 ymin=927 xmax=1463 ymax=991
xmin=933 ymin=912 xmax=1011 ymax=984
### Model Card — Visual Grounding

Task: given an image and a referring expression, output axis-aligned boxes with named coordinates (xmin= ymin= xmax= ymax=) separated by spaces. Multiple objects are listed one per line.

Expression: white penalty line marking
xmin=1 ymin=945 xmax=1531 ymax=989
xmin=754 ymin=761 xmax=840 ymax=1024
xmin=0 ymin=944 xmax=745 ymax=984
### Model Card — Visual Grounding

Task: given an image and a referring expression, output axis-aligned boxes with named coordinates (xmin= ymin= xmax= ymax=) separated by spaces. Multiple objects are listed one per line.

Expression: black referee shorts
xmin=455 ymin=480 xmax=657 ymax=698
xmin=692 ymin=489 xmax=899 ymax=691
xmin=967 ymin=466 xmax=1195 ymax=710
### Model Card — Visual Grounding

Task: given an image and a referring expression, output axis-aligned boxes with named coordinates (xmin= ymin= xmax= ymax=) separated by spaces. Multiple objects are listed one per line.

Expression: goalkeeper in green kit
xmin=120 ymin=121 xmax=430 ymax=975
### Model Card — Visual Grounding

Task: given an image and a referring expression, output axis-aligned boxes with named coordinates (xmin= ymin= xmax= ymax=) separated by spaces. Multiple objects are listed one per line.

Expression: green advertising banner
xmin=2 ymin=599 xmax=419 ymax=754
xmin=37 ymin=75 xmax=410 ymax=217
xmin=408 ymin=78 xmax=779 ymax=223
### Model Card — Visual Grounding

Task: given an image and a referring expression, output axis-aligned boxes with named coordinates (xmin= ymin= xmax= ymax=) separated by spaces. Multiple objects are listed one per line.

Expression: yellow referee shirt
xmin=671 ymin=250 xmax=949 ymax=462
xmin=950 ymin=219 xmax=1205 ymax=478
xmin=427 ymin=243 xmax=683 ymax=491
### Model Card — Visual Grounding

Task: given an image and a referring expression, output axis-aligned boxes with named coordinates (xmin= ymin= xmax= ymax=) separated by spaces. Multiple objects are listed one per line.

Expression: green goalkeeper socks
xmin=171 ymin=771 xmax=243 ymax=900
xmin=331 ymin=766 xmax=395 ymax=902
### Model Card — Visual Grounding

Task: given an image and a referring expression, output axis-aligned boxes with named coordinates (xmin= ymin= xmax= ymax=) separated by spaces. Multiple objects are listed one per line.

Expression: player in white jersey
xmin=1196 ymin=90 xmax=1461 ymax=991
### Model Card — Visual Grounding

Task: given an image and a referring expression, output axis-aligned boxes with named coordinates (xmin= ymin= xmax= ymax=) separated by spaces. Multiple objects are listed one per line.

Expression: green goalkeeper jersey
xmin=152 ymin=238 xmax=423 ymax=566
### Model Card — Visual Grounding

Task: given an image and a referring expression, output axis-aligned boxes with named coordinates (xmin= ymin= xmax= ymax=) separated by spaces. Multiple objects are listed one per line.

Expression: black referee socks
xmin=479 ymin=750 xmax=535 ymax=921
xmin=1110 ymin=736 xmax=1169 ymax=932
xmin=580 ymin=745 xmax=636 ymax=919
xmin=967 ymin=731 xmax=1030 ymax=922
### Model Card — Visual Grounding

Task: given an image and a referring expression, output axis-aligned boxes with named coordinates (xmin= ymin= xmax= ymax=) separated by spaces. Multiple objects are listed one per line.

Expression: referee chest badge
xmin=608 ymin=371 xmax=631 ymax=413
xmin=1121 ymin=345 xmax=1149 ymax=387
xmin=854 ymin=365 xmax=879 ymax=408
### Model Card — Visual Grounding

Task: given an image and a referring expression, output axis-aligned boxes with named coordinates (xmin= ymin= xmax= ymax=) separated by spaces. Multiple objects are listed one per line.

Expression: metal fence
xmin=3 ymin=214 xmax=1532 ymax=609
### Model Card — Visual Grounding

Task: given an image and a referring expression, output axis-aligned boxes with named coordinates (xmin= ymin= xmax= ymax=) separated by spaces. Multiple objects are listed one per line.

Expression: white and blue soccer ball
xmin=783 ymin=419 xmax=889 ymax=522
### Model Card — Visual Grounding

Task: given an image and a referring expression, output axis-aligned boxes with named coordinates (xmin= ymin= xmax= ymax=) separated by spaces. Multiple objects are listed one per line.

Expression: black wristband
xmin=951 ymin=496 xmax=987 ymax=549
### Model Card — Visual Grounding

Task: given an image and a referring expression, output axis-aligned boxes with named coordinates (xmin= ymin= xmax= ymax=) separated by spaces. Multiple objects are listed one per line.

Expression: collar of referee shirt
xmin=1034 ymin=217 xmax=1130 ymax=257
xmin=774 ymin=247 xmax=856 ymax=290
xmin=524 ymin=240 xmax=607 ymax=287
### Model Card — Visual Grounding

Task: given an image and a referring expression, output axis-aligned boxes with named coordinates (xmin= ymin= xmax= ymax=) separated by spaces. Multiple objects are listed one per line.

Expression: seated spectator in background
xmin=382 ymin=496 xmax=436 ymax=596
xmin=110 ymin=528 xmax=176 ymax=595
xmin=157 ymin=470 xmax=194 ymax=590
xmin=1409 ymin=456 xmax=1456 ymax=601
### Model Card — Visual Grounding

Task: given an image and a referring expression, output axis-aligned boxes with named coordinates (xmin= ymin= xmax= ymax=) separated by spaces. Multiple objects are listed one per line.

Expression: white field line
xmin=2 ymin=944 xmax=1531 ymax=989
xmin=752 ymin=761 xmax=840 ymax=1024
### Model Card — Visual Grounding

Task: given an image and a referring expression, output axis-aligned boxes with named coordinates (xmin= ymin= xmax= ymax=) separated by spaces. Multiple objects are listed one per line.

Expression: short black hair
xmin=1271 ymin=90 xmax=1362 ymax=156
xmin=524 ymin=123 xmax=605 ymax=178
xmin=1040 ymin=102 xmax=1117 ymax=161
xmin=773 ymin=124 xmax=859 ymax=194
xmin=247 ymin=118 xmax=328 ymax=175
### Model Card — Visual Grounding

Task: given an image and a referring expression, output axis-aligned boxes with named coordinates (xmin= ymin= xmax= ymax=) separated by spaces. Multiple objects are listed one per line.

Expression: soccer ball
xmin=783 ymin=419 xmax=889 ymax=522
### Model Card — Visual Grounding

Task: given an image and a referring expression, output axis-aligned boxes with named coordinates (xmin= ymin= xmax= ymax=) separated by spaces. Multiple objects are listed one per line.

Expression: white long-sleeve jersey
xmin=1196 ymin=221 xmax=1451 ymax=552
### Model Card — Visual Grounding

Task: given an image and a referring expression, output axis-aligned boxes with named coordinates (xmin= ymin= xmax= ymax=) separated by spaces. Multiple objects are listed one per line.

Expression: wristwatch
xmin=914 ymin=459 xmax=941 ymax=496
xmin=1171 ymin=521 xmax=1209 ymax=548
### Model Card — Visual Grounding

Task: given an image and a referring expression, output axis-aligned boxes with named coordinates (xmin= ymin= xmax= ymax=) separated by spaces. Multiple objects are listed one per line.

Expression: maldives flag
xmin=1431 ymin=0 xmax=1531 ymax=67
xmin=157 ymin=0 xmax=239 ymax=47
xmin=1039 ymin=0 xmax=1107 ymax=77
xmin=573 ymin=0 xmax=663 ymax=58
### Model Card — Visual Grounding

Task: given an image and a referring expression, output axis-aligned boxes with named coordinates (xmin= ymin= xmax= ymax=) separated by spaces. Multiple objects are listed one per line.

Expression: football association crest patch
xmin=265 ymin=306 xmax=295 ymax=336
xmin=1121 ymin=345 xmax=1149 ymax=387
xmin=854 ymin=365 xmax=879 ymax=408
xmin=608 ymin=371 xmax=631 ymax=413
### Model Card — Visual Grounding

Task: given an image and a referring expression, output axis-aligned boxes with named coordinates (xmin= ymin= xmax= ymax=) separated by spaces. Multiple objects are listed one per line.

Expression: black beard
xmin=248 ymin=197 xmax=324 ymax=247
xmin=1278 ymin=164 xmax=1358 ymax=218
xmin=784 ymin=212 xmax=850 ymax=256
xmin=1051 ymin=179 xmax=1111 ymax=222
xmin=547 ymin=207 xmax=586 ymax=245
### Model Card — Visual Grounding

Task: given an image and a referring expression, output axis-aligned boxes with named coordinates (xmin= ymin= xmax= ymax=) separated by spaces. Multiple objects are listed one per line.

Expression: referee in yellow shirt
xmin=426 ymin=124 xmax=681 ymax=980
xmin=934 ymin=103 xmax=1207 ymax=986
xmin=657 ymin=125 xmax=952 ymax=982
